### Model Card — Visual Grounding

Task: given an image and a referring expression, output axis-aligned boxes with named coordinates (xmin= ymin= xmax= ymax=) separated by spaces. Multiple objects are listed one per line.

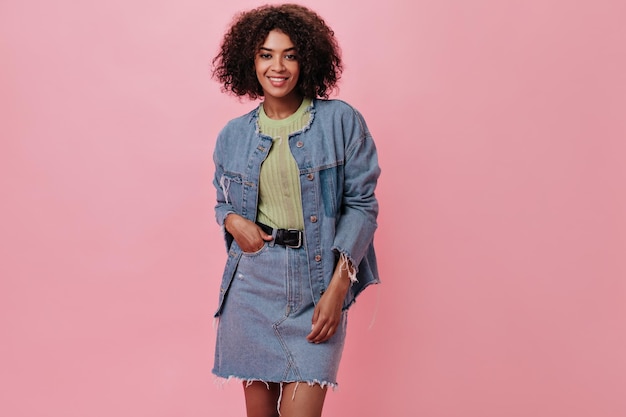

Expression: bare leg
xmin=243 ymin=381 xmax=280 ymax=417
xmin=279 ymin=382 xmax=328 ymax=417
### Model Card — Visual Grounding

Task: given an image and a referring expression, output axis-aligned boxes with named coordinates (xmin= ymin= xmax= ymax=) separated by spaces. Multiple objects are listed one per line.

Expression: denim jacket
xmin=213 ymin=98 xmax=380 ymax=317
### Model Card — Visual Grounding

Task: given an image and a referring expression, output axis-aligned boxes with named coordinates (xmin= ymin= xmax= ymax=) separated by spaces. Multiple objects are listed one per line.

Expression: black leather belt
xmin=256 ymin=222 xmax=303 ymax=249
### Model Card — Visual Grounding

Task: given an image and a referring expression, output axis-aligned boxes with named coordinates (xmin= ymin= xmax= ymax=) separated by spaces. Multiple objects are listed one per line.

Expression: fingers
xmin=307 ymin=321 xmax=338 ymax=343
xmin=244 ymin=227 xmax=271 ymax=251
xmin=240 ymin=239 xmax=265 ymax=253
xmin=229 ymin=218 xmax=274 ymax=252
xmin=307 ymin=309 xmax=321 ymax=341
xmin=307 ymin=323 xmax=337 ymax=344
xmin=248 ymin=226 xmax=272 ymax=250
xmin=307 ymin=309 xmax=340 ymax=344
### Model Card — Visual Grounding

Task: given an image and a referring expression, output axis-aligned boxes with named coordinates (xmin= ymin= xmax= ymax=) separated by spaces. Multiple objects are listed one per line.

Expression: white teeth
xmin=269 ymin=77 xmax=287 ymax=81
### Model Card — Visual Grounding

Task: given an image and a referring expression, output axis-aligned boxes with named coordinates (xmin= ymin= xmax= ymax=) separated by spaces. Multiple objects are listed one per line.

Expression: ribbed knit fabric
xmin=256 ymin=98 xmax=312 ymax=230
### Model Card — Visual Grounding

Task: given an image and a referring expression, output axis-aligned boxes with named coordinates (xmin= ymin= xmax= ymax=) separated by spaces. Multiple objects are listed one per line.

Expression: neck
xmin=262 ymin=94 xmax=304 ymax=120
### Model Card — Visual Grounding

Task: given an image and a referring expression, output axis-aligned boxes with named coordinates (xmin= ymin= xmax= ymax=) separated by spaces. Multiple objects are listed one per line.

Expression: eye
xmin=285 ymin=54 xmax=297 ymax=61
xmin=259 ymin=53 xmax=272 ymax=59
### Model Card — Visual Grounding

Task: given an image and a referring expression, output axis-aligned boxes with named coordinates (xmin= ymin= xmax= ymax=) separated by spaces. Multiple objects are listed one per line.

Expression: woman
xmin=211 ymin=4 xmax=380 ymax=417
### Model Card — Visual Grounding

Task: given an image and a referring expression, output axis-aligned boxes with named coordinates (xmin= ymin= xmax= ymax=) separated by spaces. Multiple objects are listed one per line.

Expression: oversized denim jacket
xmin=212 ymin=98 xmax=380 ymax=317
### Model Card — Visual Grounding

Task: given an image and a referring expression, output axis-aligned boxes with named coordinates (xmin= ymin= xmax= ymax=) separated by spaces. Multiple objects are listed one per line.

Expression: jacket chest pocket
xmin=318 ymin=165 xmax=343 ymax=217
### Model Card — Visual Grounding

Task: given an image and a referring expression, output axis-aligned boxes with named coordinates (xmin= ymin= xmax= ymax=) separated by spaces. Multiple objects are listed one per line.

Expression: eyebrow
xmin=259 ymin=46 xmax=296 ymax=52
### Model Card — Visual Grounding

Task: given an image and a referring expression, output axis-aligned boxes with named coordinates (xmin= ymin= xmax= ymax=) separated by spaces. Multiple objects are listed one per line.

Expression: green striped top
xmin=256 ymin=98 xmax=312 ymax=230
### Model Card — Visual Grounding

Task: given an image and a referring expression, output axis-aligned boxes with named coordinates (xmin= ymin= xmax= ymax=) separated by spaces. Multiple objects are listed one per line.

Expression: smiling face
xmin=254 ymin=29 xmax=301 ymax=103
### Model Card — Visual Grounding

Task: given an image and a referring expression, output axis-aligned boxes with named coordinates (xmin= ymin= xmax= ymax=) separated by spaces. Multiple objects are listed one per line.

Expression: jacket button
xmin=296 ymin=141 xmax=304 ymax=148
xmin=315 ymin=255 xmax=322 ymax=262
xmin=306 ymin=173 xmax=314 ymax=180
xmin=310 ymin=215 xmax=317 ymax=223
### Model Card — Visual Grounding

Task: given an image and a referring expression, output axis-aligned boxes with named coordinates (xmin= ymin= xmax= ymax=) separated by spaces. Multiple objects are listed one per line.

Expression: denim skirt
xmin=213 ymin=242 xmax=347 ymax=388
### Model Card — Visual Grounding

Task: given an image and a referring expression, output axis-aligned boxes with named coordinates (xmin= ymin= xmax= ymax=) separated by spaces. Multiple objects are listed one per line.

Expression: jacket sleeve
xmin=213 ymin=129 xmax=236 ymax=251
xmin=331 ymin=108 xmax=381 ymax=274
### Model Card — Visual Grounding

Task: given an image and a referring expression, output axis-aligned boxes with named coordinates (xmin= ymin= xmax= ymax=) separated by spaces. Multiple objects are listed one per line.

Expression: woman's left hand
xmin=307 ymin=260 xmax=351 ymax=344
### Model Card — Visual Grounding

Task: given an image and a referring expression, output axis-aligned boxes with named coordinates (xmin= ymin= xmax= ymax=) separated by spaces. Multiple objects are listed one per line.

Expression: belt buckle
xmin=286 ymin=229 xmax=302 ymax=249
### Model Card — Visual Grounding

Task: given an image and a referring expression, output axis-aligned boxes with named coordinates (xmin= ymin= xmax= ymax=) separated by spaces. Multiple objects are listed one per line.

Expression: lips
xmin=268 ymin=76 xmax=289 ymax=87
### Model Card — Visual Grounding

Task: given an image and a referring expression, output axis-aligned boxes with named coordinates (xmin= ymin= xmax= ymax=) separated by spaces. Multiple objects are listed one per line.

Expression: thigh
xmin=279 ymin=382 xmax=328 ymax=417
xmin=243 ymin=381 xmax=280 ymax=417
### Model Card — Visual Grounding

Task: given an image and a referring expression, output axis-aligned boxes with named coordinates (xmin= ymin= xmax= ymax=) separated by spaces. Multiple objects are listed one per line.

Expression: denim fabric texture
xmin=212 ymin=99 xmax=381 ymax=318
xmin=213 ymin=242 xmax=347 ymax=386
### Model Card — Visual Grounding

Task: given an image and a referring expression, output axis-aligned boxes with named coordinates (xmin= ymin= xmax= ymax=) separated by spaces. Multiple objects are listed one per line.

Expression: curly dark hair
xmin=212 ymin=4 xmax=342 ymax=99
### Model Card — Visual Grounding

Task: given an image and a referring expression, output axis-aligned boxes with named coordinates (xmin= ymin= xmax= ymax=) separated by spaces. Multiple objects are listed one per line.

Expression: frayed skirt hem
xmin=212 ymin=373 xmax=339 ymax=391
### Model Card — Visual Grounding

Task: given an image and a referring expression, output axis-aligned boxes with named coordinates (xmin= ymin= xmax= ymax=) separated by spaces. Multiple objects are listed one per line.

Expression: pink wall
xmin=2 ymin=0 xmax=625 ymax=416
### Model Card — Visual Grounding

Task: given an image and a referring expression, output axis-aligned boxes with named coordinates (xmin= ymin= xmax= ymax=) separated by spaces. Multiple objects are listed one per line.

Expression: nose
xmin=271 ymin=57 xmax=285 ymax=71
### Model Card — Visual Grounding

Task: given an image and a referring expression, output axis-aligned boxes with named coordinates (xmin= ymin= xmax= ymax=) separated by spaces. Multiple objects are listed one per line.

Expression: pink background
xmin=2 ymin=0 xmax=625 ymax=416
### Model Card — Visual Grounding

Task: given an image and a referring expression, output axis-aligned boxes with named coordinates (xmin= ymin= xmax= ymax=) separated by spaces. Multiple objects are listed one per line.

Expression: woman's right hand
xmin=224 ymin=213 xmax=273 ymax=253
